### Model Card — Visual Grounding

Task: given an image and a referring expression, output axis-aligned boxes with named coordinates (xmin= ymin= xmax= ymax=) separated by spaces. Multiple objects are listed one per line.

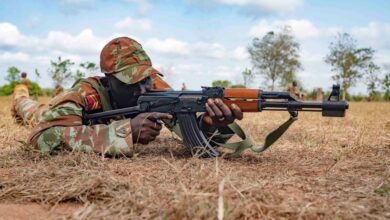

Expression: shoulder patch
xmin=85 ymin=93 xmax=102 ymax=111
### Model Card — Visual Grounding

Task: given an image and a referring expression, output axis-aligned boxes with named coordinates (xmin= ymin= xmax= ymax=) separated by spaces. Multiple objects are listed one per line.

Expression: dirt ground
xmin=0 ymin=96 xmax=389 ymax=219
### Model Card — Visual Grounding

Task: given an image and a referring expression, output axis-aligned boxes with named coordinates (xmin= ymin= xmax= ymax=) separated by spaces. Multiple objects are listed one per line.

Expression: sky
xmin=1 ymin=0 xmax=390 ymax=94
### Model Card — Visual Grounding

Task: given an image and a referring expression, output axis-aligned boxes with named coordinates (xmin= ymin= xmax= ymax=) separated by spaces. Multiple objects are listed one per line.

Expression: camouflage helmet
xmin=100 ymin=37 xmax=162 ymax=84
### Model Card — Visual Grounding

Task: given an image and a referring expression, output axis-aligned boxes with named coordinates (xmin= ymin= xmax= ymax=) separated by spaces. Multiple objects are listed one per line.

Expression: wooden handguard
xmin=223 ymin=89 xmax=260 ymax=112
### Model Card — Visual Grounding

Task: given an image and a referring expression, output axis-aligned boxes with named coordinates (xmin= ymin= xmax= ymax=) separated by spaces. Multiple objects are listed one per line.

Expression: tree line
xmin=1 ymin=27 xmax=390 ymax=101
xmin=213 ymin=26 xmax=389 ymax=101
xmin=0 ymin=57 xmax=97 ymax=96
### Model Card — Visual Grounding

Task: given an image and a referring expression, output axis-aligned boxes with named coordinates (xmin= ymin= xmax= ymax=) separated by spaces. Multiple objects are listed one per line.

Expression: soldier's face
xmin=108 ymin=75 xmax=152 ymax=109
xmin=134 ymin=77 xmax=152 ymax=96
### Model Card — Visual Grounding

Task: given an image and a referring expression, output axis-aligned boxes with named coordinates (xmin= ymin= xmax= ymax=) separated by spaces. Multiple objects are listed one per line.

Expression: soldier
xmin=287 ymin=80 xmax=300 ymax=97
xmin=12 ymin=37 xmax=243 ymax=157
xmin=181 ymin=82 xmax=187 ymax=91
xmin=20 ymin=72 xmax=31 ymax=86
xmin=11 ymin=72 xmax=32 ymax=119
xmin=315 ymin=88 xmax=324 ymax=101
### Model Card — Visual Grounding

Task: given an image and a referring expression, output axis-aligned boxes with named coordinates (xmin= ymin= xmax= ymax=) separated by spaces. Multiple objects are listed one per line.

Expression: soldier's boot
xmin=11 ymin=84 xmax=30 ymax=118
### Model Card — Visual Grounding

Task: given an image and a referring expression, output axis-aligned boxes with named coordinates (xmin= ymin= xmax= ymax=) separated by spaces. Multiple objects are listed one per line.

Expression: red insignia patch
xmin=85 ymin=93 xmax=102 ymax=111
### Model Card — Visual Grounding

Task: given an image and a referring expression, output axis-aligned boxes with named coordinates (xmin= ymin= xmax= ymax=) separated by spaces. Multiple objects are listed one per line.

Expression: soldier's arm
xmin=151 ymin=77 xmax=237 ymax=144
xmin=30 ymin=101 xmax=135 ymax=157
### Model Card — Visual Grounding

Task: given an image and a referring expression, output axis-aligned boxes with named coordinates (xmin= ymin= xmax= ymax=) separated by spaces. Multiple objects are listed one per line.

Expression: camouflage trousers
xmin=12 ymin=85 xmax=44 ymax=127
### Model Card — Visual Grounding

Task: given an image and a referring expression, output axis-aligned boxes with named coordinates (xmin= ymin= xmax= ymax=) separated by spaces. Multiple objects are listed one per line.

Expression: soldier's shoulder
xmin=47 ymin=77 xmax=105 ymax=111
xmin=72 ymin=76 xmax=103 ymax=93
xmin=73 ymin=76 xmax=105 ymax=111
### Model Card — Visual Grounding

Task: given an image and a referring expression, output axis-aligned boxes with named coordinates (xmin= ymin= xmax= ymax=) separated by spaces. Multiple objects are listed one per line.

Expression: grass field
xmin=0 ymin=96 xmax=389 ymax=219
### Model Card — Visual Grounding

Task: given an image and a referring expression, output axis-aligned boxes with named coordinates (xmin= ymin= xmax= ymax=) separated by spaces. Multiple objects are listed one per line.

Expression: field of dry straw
xmin=0 ymin=96 xmax=389 ymax=219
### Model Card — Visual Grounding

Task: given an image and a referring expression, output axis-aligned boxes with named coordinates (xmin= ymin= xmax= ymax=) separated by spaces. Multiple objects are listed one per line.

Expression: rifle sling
xmin=213 ymin=116 xmax=297 ymax=157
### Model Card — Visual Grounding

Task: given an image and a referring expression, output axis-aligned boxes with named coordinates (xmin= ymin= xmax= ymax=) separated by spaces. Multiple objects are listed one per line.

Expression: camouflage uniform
xmin=13 ymin=37 xmax=233 ymax=157
xmin=20 ymin=78 xmax=31 ymax=86
xmin=287 ymin=81 xmax=304 ymax=99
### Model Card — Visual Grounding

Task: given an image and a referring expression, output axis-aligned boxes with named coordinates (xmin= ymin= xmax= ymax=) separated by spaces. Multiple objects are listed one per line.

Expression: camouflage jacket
xmin=28 ymin=76 xmax=233 ymax=157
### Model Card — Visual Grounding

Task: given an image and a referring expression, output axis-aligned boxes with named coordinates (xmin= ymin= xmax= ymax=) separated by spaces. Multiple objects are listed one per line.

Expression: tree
xmin=74 ymin=62 xmax=98 ymax=81
xmin=49 ymin=56 xmax=75 ymax=87
xmin=34 ymin=68 xmax=41 ymax=79
xmin=248 ymin=26 xmax=302 ymax=91
xmin=382 ymin=73 xmax=390 ymax=101
xmin=73 ymin=70 xmax=85 ymax=82
xmin=5 ymin=66 xmax=21 ymax=83
xmin=365 ymin=62 xmax=381 ymax=100
xmin=242 ymin=68 xmax=254 ymax=88
xmin=212 ymin=80 xmax=231 ymax=88
xmin=325 ymin=33 xmax=377 ymax=100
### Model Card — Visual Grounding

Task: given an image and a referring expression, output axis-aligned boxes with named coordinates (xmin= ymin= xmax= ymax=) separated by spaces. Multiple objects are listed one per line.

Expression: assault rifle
xmin=85 ymin=85 xmax=348 ymax=157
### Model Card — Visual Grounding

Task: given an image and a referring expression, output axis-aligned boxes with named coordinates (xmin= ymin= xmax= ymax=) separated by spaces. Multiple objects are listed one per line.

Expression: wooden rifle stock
xmin=223 ymin=89 xmax=260 ymax=112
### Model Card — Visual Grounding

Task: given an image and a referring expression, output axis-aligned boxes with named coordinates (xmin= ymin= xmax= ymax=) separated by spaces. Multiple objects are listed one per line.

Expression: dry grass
xmin=0 ymin=96 xmax=389 ymax=219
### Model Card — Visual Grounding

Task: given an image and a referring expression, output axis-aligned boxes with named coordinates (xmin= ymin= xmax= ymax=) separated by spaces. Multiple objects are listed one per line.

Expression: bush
xmin=0 ymin=82 xmax=18 ymax=96
xmin=349 ymin=95 xmax=365 ymax=102
xmin=383 ymin=91 xmax=390 ymax=101
xmin=230 ymin=84 xmax=246 ymax=88
xmin=28 ymin=82 xmax=44 ymax=96
xmin=0 ymin=82 xmax=44 ymax=96
xmin=41 ymin=88 xmax=54 ymax=97
xmin=366 ymin=92 xmax=383 ymax=102
xmin=306 ymin=89 xmax=315 ymax=100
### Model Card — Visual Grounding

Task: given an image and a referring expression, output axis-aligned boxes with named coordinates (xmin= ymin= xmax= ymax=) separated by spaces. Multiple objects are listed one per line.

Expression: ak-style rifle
xmin=84 ymin=85 xmax=348 ymax=157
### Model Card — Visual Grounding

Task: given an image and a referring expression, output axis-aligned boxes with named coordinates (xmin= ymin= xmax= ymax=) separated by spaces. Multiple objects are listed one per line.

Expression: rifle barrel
xmin=261 ymin=101 xmax=323 ymax=109
xmin=260 ymin=100 xmax=348 ymax=117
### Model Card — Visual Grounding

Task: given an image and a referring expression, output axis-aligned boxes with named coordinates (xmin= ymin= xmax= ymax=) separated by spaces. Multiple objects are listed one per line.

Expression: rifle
xmin=84 ymin=85 xmax=348 ymax=157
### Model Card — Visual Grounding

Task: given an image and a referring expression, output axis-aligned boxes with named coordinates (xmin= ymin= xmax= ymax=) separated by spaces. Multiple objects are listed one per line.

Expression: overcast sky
xmin=1 ymin=0 xmax=390 ymax=93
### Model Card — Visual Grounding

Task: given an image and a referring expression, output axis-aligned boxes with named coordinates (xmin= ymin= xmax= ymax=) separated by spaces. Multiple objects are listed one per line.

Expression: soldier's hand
xmin=203 ymin=98 xmax=243 ymax=127
xmin=131 ymin=112 xmax=173 ymax=144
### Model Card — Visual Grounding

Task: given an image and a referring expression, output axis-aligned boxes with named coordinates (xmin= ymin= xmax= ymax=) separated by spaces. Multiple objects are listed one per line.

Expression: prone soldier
xmin=20 ymin=72 xmax=31 ymax=86
xmin=12 ymin=37 xmax=244 ymax=157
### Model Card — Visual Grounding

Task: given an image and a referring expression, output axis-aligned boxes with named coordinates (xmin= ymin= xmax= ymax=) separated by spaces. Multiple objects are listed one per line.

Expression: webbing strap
xmin=167 ymin=114 xmax=297 ymax=156
xmin=214 ymin=116 xmax=297 ymax=156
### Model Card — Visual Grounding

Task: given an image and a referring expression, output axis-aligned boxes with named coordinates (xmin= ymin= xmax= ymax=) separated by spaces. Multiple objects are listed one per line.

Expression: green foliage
xmin=364 ymin=62 xmax=381 ymax=100
xmin=80 ymin=61 xmax=98 ymax=72
xmin=382 ymin=73 xmax=390 ymax=101
xmin=0 ymin=81 xmax=43 ymax=96
xmin=230 ymin=84 xmax=246 ymax=88
xmin=28 ymin=82 xmax=43 ymax=96
xmin=41 ymin=88 xmax=54 ymax=97
xmin=212 ymin=80 xmax=232 ymax=88
xmin=384 ymin=91 xmax=390 ymax=101
xmin=242 ymin=68 xmax=254 ymax=87
xmin=248 ymin=26 xmax=302 ymax=90
xmin=325 ymin=33 xmax=378 ymax=100
xmin=0 ymin=82 xmax=18 ymax=96
xmin=49 ymin=56 xmax=75 ymax=87
xmin=73 ymin=61 xmax=98 ymax=81
xmin=74 ymin=70 xmax=86 ymax=82
xmin=349 ymin=94 xmax=365 ymax=102
xmin=5 ymin=66 xmax=21 ymax=83
xmin=305 ymin=89 xmax=318 ymax=100
xmin=383 ymin=73 xmax=390 ymax=90
xmin=34 ymin=68 xmax=41 ymax=79
xmin=211 ymin=80 xmax=245 ymax=88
